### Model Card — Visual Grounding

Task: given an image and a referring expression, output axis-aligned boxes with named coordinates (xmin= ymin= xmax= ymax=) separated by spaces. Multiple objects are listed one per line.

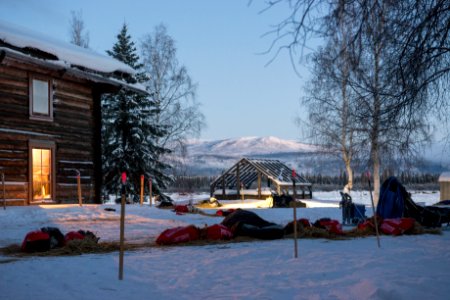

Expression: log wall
xmin=0 ymin=57 xmax=100 ymax=205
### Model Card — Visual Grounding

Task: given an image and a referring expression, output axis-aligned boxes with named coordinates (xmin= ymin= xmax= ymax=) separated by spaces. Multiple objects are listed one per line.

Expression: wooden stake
xmin=140 ymin=175 xmax=144 ymax=206
xmin=148 ymin=179 xmax=152 ymax=206
xmin=367 ymin=173 xmax=381 ymax=248
xmin=292 ymin=169 xmax=298 ymax=258
xmin=76 ymin=170 xmax=82 ymax=207
xmin=119 ymin=172 xmax=127 ymax=280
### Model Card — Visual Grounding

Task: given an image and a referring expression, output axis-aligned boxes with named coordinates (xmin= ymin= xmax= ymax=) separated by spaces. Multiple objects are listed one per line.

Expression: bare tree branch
xmin=68 ymin=10 xmax=89 ymax=48
xmin=140 ymin=24 xmax=206 ymax=160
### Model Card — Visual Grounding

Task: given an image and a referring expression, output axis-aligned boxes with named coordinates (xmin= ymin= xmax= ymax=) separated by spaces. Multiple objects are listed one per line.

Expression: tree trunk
xmin=339 ymin=7 xmax=353 ymax=192
xmin=371 ymin=77 xmax=381 ymax=205
xmin=345 ymin=160 xmax=353 ymax=190
xmin=341 ymin=72 xmax=353 ymax=191
xmin=371 ymin=7 xmax=383 ymax=206
xmin=372 ymin=150 xmax=380 ymax=207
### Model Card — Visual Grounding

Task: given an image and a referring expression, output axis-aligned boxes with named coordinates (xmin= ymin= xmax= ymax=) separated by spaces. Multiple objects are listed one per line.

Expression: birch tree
xmin=68 ymin=10 xmax=89 ymax=48
xmin=261 ymin=0 xmax=435 ymax=203
xmin=140 ymin=24 xmax=205 ymax=155
xmin=303 ymin=3 xmax=361 ymax=192
xmin=304 ymin=43 xmax=358 ymax=191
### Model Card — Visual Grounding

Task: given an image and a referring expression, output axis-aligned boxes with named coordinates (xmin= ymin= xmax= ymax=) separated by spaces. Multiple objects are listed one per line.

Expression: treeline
xmin=167 ymin=172 xmax=440 ymax=192
xmin=301 ymin=172 xmax=439 ymax=186
xmin=168 ymin=176 xmax=216 ymax=192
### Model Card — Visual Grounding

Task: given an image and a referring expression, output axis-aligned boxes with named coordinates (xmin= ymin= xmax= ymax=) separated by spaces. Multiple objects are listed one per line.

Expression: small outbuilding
xmin=439 ymin=172 xmax=450 ymax=201
xmin=210 ymin=158 xmax=312 ymax=200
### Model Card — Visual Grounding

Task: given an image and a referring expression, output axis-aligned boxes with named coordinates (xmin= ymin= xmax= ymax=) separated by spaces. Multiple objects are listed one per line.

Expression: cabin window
xmin=29 ymin=75 xmax=53 ymax=120
xmin=29 ymin=141 xmax=55 ymax=203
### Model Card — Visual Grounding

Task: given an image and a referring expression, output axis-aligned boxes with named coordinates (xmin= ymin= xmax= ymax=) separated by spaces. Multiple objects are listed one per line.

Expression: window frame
xmin=28 ymin=140 xmax=56 ymax=204
xmin=29 ymin=74 xmax=53 ymax=121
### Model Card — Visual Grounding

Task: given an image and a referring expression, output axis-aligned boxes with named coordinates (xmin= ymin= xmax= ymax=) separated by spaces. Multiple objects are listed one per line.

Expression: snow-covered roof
xmin=0 ymin=20 xmax=134 ymax=75
xmin=439 ymin=172 xmax=450 ymax=182
xmin=0 ymin=20 xmax=148 ymax=94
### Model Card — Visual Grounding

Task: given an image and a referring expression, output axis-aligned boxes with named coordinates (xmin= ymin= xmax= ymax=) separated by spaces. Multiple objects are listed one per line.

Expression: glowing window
xmin=32 ymin=148 xmax=52 ymax=200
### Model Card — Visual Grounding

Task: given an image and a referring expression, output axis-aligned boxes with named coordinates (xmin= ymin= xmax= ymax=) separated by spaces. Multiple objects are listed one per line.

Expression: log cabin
xmin=0 ymin=21 xmax=143 ymax=205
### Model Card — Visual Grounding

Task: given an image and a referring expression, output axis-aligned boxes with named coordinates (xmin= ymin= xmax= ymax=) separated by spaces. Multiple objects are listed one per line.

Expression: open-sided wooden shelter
xmin=210 ymin=158 xmax=312 ymax=200
xmin=0 ymin=21 xmax=143 ymax=205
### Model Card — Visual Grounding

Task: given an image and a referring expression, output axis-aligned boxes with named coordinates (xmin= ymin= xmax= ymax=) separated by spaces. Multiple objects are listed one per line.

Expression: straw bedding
xmin=0 ymin=223 xmax=441 ymax=258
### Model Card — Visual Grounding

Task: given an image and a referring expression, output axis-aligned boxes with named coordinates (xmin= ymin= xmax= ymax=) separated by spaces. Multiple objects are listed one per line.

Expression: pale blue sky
xmin=0 ymin=0 xmax=311 ymax=141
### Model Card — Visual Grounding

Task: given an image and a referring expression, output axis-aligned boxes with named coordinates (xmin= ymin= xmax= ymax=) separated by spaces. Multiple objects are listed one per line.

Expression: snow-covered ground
xmin=1 ymin=191 xmax=449 ymax=300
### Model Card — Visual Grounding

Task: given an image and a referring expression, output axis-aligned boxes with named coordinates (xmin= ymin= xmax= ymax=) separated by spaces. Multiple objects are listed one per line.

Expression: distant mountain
xmin=175 ymin=136 xmax=336 ymax=176
xmin=187 ymin=136 xmax=319 ymax=157
xmin=173 ymin=136 xmax=449 ymax=176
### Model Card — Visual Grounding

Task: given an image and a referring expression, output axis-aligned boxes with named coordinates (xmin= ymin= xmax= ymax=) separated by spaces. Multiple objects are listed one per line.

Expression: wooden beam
xmin=236 ymin=163 xmax=240 ymax=197
xmin=257 ymin=171 xmax=261 ymax=198
xmin=209 ymin=181 xmax=215 ymax=197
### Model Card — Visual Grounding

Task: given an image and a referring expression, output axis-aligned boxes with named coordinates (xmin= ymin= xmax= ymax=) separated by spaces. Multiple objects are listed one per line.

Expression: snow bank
xmin=1 ymin=190 xmax=448 ymax=300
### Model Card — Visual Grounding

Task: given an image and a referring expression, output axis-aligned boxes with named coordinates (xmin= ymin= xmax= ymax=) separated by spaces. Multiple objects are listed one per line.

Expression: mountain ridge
xmin=175 ymin=136 xmax=449 ymax=176
xmin=186 ymin=136 xmax=320 ymax=157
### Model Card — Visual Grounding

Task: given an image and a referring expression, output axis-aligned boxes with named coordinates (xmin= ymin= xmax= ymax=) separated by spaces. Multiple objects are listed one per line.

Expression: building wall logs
xmin=0 ymin=59 xmax=100 ymax=205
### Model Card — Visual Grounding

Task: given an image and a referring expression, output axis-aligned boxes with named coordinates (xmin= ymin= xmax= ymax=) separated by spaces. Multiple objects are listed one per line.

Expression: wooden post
xmin=76 ymin=170 xmax=82 ymax=207
xmin=257 ymin=171 xmax=261 ymax=198
xmin=2 ymin=173 xmax=5 ymax=210
xmin=292 ymin=169 xmax=298 ymax=258
xmin=140 ymin=175 xmax=144 ymax=206
xmin=236 ymin=163 xmax=240 ymax=199
xmin=222 ymin=176 xmax=225 ymax=197
xmin=148 ymin=178 xmax=152 ymax=206
xmin=119 ymin=172 xmax=127 ymax=280
xmin=367 ymin=172 xmax=381 ymax=248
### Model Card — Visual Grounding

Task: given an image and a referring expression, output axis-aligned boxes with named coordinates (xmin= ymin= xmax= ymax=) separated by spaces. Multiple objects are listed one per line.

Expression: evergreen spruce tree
xmin=102 ymin=23 xmax=172 ymax=201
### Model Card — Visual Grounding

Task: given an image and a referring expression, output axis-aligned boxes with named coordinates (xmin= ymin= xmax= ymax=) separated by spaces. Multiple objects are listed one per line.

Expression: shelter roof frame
xmin=210 ymin=158 xmax=312 ymax=199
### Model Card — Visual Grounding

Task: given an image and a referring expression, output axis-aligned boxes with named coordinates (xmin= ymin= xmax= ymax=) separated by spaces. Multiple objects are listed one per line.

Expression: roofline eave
xmin=0 ymin=47 xmax=148 ymax=95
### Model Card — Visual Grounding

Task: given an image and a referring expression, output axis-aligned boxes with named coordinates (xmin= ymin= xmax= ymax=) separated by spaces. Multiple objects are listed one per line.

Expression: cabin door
xmin=29 ymin=142 xmax=55 ymax=203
